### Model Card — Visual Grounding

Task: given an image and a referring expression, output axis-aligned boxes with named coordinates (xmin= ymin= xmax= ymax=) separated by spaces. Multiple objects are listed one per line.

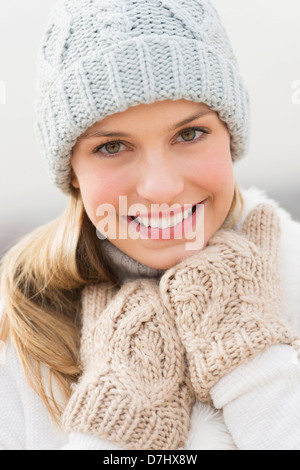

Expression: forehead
xmin=81 ymin=100 xmax=214 ymax=138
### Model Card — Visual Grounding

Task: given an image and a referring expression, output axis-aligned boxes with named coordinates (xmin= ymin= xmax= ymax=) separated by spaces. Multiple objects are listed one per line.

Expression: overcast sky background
xmin=0 ymin=0 xmax=299 ymax=256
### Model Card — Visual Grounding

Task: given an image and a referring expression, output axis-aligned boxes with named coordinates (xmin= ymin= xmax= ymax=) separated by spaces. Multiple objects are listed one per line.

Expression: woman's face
xmin=71 ymin=99 xmax=234 ymax=269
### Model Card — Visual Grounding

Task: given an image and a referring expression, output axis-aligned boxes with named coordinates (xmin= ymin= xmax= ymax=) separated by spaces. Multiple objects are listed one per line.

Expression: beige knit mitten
xmin=62 ymin=279 xmax=195 ymax=450
xmin=160 ymin=204 xmax=299 ymax=403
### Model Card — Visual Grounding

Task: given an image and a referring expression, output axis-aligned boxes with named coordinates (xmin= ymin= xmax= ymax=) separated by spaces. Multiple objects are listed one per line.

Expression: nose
xmin=135 ymin=152 xmax=185 ymax=204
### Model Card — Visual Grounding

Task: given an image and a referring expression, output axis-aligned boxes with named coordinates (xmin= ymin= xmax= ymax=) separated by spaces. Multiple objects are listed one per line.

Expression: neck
xmin=101 ymin=239 xmax=165 ymax=284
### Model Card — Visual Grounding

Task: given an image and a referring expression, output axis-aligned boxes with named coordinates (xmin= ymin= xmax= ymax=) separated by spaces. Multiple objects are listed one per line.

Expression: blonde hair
xmin=0 ymin=182 xmax=244 ymax=422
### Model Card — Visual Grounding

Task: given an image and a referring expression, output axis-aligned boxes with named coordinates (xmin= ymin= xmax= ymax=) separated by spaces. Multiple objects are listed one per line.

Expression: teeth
xmin=134 ymin=207 xmax=194 ymax=229
xmin=149 ymin=218 xmax=159 ymax=229
xmin=140 ymin=217 xmax=150 ymax=227
xmin=183 ymin=207 xmax=193 ymax=219
xmin=160 ymin=219 xmax=169 ymax=229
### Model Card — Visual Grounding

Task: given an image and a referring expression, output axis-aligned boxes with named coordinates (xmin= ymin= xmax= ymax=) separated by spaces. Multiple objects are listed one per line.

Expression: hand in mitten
xmin=160 ymin=204 xmax=299 ymax=403
xmin=62 ymin=279 xmax=195 ymax=450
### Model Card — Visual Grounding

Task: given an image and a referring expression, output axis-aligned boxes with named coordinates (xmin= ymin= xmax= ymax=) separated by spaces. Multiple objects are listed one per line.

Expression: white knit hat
xmin=35 ymin=0 xmax=250 ymax=194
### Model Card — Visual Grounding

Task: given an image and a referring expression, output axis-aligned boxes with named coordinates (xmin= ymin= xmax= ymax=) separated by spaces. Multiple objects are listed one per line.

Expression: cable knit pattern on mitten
xmin=62 ymin=279 xmax=195 ymax=450
xmin=79 ymin=282 xmax=118 ymax=369
xmin=160 ymin=204 xmax=299 ymax=402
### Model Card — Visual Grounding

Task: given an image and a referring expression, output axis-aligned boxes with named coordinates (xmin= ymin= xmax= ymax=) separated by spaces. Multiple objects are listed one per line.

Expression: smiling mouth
xmin=128 ymin=201 xmax=205 ymax=230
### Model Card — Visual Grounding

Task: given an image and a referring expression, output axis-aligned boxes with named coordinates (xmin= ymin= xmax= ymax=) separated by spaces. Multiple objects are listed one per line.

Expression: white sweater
xmin=1 ymin=186 xmax=300 ymax=450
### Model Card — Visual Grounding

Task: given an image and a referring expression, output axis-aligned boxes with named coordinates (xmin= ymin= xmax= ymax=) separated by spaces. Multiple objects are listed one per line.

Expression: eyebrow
xmin=80 ymin=108 xmax=214 ymax=140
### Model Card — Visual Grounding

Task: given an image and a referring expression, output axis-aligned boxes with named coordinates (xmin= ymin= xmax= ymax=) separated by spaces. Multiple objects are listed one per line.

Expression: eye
xmin=91 ymin=126 xmax=209 ymax=157
xmin=176 ymin=127 xmax=208 ymax=143
xmin=92 ymin=140 xmax=127 ymax=155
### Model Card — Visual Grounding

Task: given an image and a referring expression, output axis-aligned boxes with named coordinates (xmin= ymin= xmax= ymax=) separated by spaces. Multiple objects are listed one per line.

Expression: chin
xmin=140 ymin=243 xmax=205 ymax=270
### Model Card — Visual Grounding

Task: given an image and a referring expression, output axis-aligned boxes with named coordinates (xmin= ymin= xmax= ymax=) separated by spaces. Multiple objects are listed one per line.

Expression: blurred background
xmin=0 ymin=0 xmax=299 ymax=259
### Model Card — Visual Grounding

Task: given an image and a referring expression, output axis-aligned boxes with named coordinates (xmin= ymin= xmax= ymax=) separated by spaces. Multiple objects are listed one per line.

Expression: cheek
xmin=205 ymin=155 xmax=234 ymax=195
xmin=191 ymin=145 xmax=234 ymax=196
xmin=75 ymin=165 xmax=130 ymax=223
xmin=189 ymin=142 xmax=235 ymax=238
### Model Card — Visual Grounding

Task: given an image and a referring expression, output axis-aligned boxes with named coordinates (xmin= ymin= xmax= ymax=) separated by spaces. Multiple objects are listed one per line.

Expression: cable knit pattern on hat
xmin=35 ymin=0 xmax=250 ymax=193
xmin=159 ymin=204 xmax=300 ymax=402
xmin=62 ymin=279 xmax=195 ymax=450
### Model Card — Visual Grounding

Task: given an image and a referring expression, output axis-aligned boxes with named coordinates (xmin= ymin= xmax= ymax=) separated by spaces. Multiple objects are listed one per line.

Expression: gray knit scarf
xmin=101 ymin=239 xmax=165 ymax=284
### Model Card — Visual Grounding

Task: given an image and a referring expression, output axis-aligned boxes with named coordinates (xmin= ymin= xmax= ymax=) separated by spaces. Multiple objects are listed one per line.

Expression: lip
xmin=131 ymin=203 xmax=194 ymax=220
xmin=123 ymin=199 xmax=207 ymax=241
